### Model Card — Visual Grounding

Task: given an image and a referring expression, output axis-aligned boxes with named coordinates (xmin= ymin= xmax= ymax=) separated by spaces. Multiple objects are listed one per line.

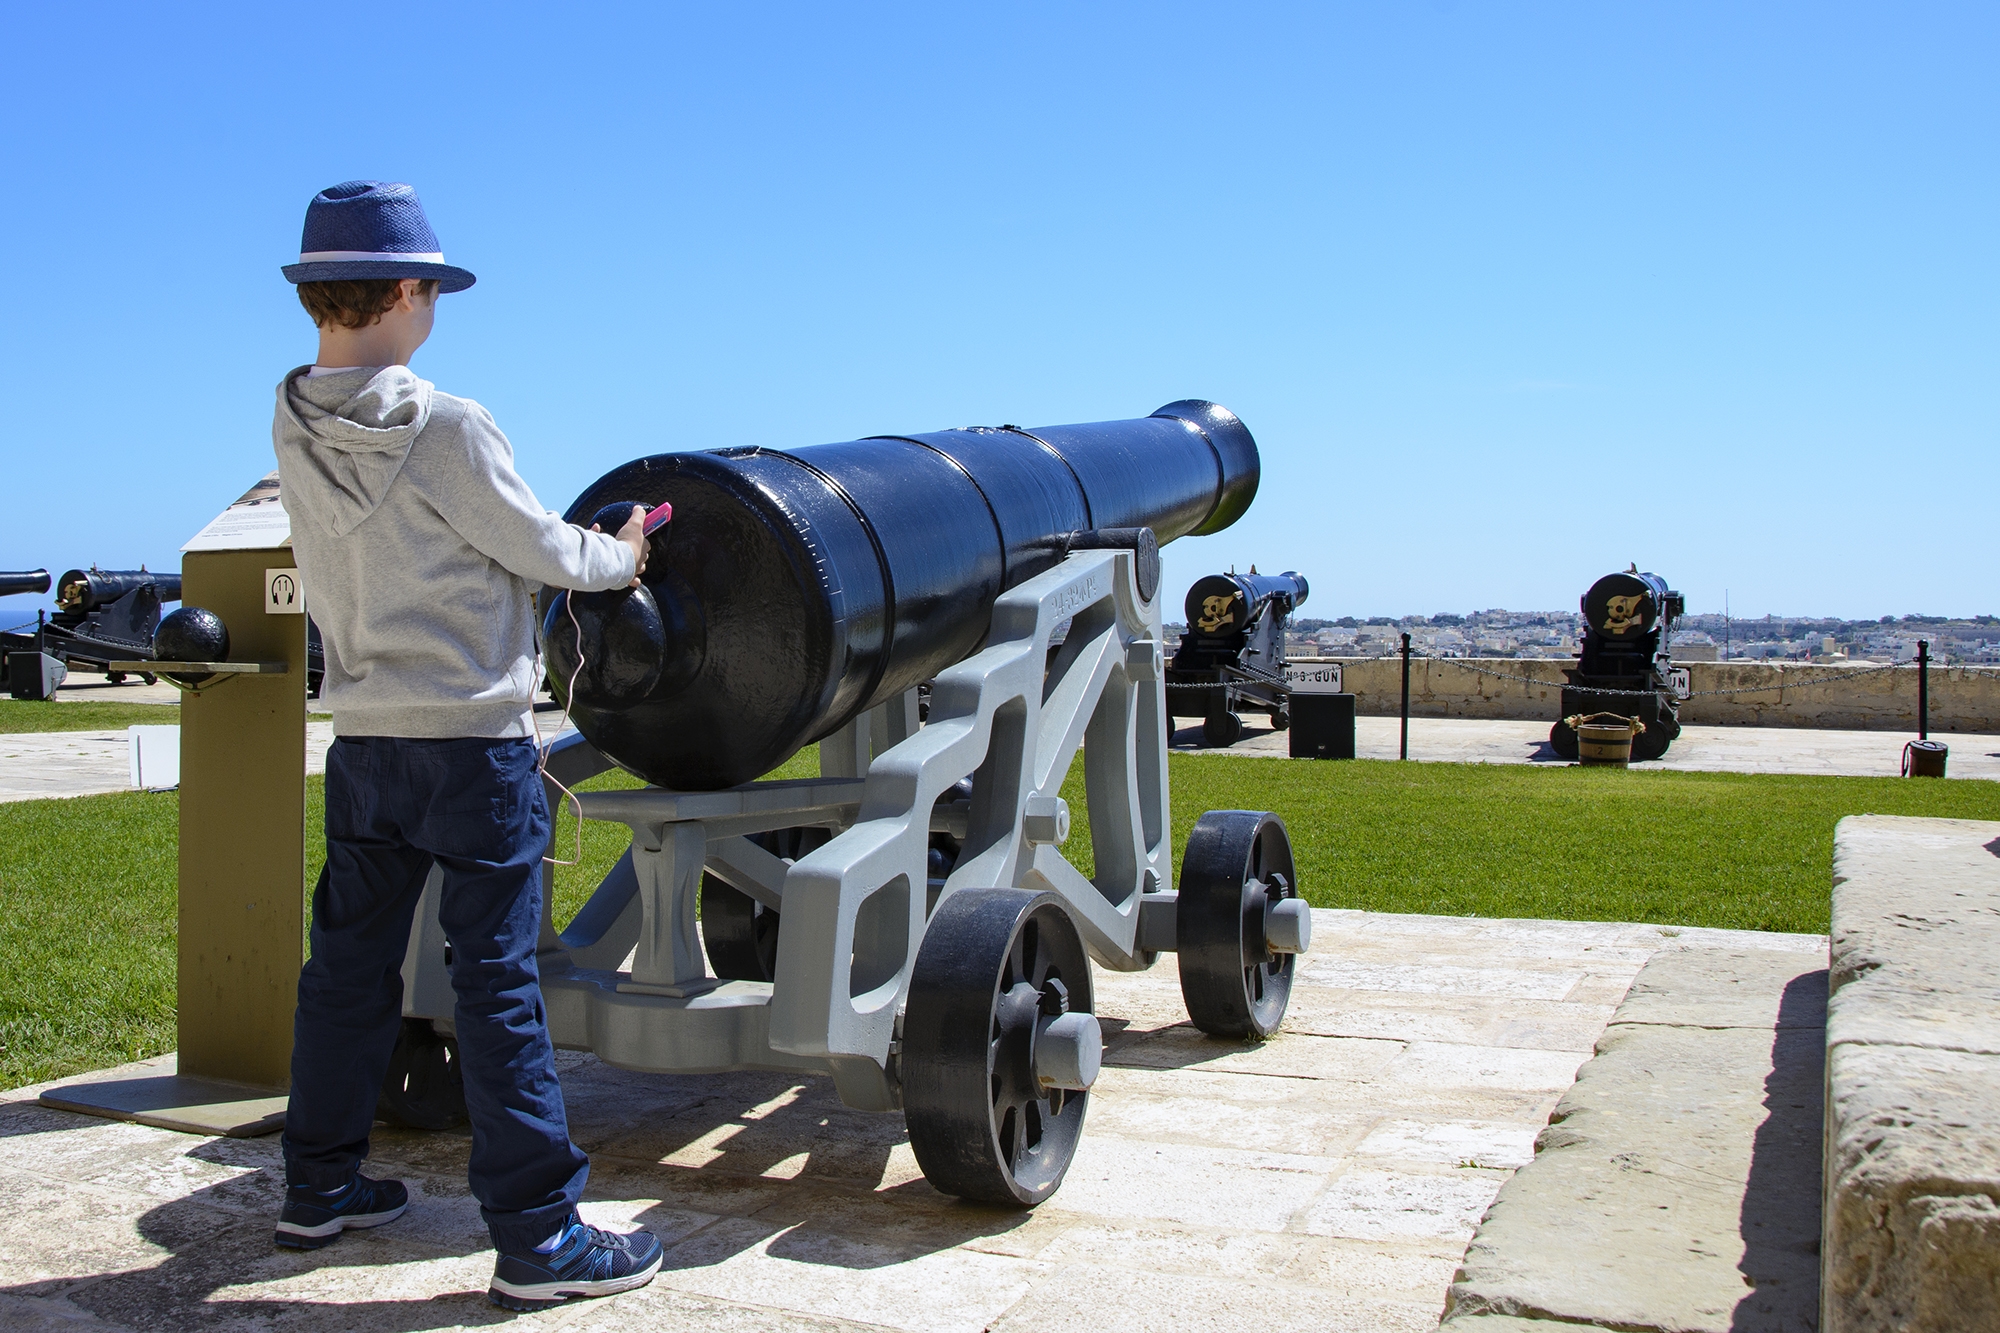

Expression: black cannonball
xmin=154 ymin=606 xmax=229 ymax=685
xmin=544 ymin=585 xmax=667 ymax=712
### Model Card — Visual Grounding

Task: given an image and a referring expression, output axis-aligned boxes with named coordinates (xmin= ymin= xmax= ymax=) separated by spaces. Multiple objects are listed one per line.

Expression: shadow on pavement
xmin=1731 ymin=968 xmax=1827 ymax=1333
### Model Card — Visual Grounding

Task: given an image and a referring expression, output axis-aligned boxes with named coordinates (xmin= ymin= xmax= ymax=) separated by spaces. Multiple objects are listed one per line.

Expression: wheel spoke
xmin=1005 ymin=930 xmax=1028 ymax=991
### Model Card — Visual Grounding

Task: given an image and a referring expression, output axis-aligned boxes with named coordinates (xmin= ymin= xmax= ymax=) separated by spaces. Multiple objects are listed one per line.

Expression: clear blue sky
xmin=2 ymin=3 xmax=1991 ymax=623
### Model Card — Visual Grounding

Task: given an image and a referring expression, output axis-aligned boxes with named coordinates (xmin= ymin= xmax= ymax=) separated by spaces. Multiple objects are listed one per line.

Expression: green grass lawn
xmin=0 ymin=699 xmax=181 ymax=733
xmin=5 ymin=749 xmax=1998 ymax=1091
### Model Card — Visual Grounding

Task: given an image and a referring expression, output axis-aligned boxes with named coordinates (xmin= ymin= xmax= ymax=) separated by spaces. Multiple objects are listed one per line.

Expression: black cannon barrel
xmin=1181 ymin=571 xmax=1309 ymax=641
xmin=55 ymin=569 xmax=182 ymax=612
xmin=550 ymin=400 xmax=1259 ymax=789
xmin=1580 ymin=570 xmax=1674 ymax=640
xmin=0 ymin=570 xmax=51 ymax=598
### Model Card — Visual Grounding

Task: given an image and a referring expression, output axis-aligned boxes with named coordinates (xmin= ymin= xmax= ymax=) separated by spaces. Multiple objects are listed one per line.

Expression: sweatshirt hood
xmin=273 ymin=365 xmax=433 ymax=536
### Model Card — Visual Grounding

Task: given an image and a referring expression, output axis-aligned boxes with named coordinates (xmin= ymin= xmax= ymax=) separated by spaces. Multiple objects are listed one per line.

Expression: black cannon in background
xmin=51 ymin=567 xmax=182 ymax=682
xmin=2 ymin=566 xmax=182 ymax=695
xmin=547 ymin=400 xmax=1257 ymax=789
xmin=1165 ymin=569 xmax=1310 ymax=747
xmin=1549 ymin=568 xmax=1688 ymax=762
xmin=0 ymin=571 xmax=55 ymax=698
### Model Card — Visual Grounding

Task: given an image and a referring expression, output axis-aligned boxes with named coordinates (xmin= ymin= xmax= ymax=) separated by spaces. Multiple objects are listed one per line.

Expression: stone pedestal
xmin=1824 ymin=815 xmax=2000 ymax=1333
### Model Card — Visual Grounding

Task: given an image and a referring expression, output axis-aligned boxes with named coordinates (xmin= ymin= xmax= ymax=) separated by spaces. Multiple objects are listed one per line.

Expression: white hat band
xmin=298 ymin=250 xmax=447 ymax=263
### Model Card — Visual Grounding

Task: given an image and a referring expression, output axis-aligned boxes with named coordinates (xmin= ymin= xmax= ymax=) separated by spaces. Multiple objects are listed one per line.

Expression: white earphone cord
xmin=531 ymin=591 xmax=590 ymax=868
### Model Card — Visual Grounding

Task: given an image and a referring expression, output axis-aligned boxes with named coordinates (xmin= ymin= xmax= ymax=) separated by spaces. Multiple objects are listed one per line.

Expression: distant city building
xmin=1277 ymin=610 xmax=1993 ymax=665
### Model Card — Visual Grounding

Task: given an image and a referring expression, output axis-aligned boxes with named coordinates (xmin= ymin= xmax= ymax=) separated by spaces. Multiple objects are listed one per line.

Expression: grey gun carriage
xmin=387 ymin=402 xmax=1314 ymax=1206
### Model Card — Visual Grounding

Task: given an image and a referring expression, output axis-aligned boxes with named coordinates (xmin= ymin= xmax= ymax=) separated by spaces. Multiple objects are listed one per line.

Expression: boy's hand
xmin=591 ymin=505 xmax=650 ymax=587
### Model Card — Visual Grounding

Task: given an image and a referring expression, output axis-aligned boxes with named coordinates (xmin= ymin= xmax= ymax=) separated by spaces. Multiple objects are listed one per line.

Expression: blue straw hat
xmin=281 ymin=181 xmax=476 ymax=292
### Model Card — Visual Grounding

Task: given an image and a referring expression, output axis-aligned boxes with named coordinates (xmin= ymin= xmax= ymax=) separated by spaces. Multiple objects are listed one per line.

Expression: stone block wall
xmin=1291 ymin=657 xmax=2000 ymax=733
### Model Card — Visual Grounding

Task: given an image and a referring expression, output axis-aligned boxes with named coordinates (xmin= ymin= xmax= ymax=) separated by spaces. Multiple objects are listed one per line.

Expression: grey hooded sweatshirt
xmin=273 ymin=365 xmax=635 ymax=739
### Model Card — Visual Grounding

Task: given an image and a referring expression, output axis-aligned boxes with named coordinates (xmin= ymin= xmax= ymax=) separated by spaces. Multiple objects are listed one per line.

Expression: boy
xmin=272 ymin=180 xmax=660 ymax=1311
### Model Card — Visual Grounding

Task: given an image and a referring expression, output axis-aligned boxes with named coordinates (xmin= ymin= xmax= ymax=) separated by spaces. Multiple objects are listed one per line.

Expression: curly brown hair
xmin=296 ymin=277 xmax=439 ymax=330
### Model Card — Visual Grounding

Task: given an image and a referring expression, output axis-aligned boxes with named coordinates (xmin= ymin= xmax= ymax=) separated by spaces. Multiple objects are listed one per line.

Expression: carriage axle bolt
xmin=1126 ymin=638 xmax=1163 ymax=681
xmin=1265 ymin=897 xmax=1312 ymax=954
xmin=1034 ymin=1011 xmax=1103 ymax=1091
xmin=1023 ymin=795 xmax=1071 ymax=846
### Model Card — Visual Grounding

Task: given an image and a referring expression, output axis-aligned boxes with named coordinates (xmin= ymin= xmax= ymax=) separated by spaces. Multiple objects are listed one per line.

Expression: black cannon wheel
xmin=1631 ymin=712 xmax=1677 ymax=762
xmin=701 ymin=826 xmax=829 ymax=982
xmin=1203 ymin=710 xmax=1244 ymax=748
xmin=1271 ymin=706 xmax=1291 ymax=731
xmin=1548 ymin=720 xmax=1579 ymax=761
xmin=1178 ymin=810 xmax=1299 ymax=1039
xmin=377 ymin=1018 xmax=466 ymax=1130
xmin=903 ymin=889 xmax=1094 ymax=1206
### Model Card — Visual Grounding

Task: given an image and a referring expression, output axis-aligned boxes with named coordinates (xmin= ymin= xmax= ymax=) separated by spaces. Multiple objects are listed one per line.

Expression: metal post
xmin=1917 ymin=640 xmax=1929 ymax=740
xmin=1399 ymin=633 xmax=1411 ymax=761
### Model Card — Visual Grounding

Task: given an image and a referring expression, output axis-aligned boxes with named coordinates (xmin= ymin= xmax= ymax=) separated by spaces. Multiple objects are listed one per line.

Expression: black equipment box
xmin=1289 ymin=693 xmax=1356 ymax=760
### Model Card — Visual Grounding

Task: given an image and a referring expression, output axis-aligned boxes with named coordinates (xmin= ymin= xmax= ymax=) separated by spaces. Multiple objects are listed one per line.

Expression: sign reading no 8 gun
xmin=1284 ymin=663 xmax=1343 ymax=694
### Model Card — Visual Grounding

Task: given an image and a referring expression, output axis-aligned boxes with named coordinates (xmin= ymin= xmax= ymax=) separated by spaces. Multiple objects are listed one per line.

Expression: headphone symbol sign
xmin=265 ymin=568 xmax=303 ymax=613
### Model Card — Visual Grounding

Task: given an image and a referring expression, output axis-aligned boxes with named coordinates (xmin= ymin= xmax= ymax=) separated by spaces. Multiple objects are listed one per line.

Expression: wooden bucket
xmin=1566 ymin=712 xmax=1644 ymax=768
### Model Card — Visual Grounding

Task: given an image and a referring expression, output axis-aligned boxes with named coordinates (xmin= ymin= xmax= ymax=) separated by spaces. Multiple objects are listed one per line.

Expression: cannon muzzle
xmin=549 ymin=400 xmax=1259 ymax=789
xmin=1580 ymin=570 xmax=1679 ymax=639
xmin=0 ymin=570 xmax=51 ymax=598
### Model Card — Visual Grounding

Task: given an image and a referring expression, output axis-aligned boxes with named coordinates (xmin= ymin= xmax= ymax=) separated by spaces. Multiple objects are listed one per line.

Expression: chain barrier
xmin=1162 ymin=652 xmax=1919 ymax=699
xmin=1164 ymin=662 xmax=1290 ymax=691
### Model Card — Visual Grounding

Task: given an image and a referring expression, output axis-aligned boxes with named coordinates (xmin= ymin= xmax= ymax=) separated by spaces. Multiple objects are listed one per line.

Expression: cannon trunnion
xmin=1166 ymin=570 xmax=1310 ymax=747
xmin=391 ymin=402 xmax=1313 ymax=1208
xmin=1550 ymin=568 xmax=1688 ymax=761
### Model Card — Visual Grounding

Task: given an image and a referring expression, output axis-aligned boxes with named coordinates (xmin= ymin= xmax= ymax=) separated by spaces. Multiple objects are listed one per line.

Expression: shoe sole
xmin=486 ymin=1252 xmax=663 ymax=1310
xmin=274 ymin=1202 xmax=409 ymax=1249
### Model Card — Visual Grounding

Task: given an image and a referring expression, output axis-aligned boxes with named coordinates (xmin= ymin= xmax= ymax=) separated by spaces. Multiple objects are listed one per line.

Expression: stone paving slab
xmin=6 ymin=711 xmax=1992 ymax=806
xmin=1175 ymin=715 xmax=2000 ymax=780
xmin=0 ymin=909 xmax=1829 ymax=1332
xmin=52 ymin=678 xmax=187 ymax=705
xmin=0 ymin=722 xmax=338 ymax=804
xmin=1442 ymin=944 xmax=1828 ymax=1333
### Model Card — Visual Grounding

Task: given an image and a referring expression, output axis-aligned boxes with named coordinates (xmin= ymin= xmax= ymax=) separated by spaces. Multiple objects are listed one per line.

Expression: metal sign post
xmin=1400 ymin=633 xmax=1412 ymax=760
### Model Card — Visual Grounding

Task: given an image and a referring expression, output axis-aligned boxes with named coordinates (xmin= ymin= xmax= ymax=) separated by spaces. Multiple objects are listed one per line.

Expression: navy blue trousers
xmin=282 ymin=735 xmax=589 ymax=1252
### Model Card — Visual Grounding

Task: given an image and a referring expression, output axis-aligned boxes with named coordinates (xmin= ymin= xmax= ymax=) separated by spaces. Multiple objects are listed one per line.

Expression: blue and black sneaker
xmin=487 ymin=1213 xmax=663 ymax=1311
xmin=274 ymin=1172 xmax=409 ymax=1249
